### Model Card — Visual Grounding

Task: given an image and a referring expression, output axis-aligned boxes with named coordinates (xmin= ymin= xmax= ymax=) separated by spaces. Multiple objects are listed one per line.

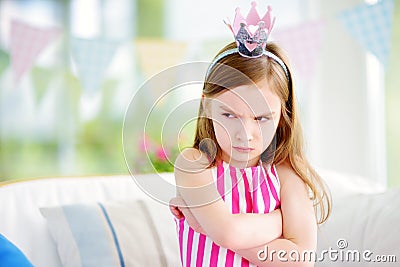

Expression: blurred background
xmin=0 ymin=0 xmax=399 ymax=189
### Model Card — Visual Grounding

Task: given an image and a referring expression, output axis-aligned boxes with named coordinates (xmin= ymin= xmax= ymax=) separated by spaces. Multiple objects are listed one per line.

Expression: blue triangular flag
xmin=71 ymin=37 xmax=119 ymax=93
xmin=338 ymin=0 xmax=394 ymax=66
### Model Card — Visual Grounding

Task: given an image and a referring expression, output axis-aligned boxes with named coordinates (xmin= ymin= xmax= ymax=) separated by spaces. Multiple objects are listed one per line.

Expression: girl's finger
xmin=169 ymin=204 xmax=185 ymax=219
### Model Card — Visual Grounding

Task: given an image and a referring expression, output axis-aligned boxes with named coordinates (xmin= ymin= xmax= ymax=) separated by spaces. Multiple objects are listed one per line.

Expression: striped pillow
xmin=40 ymin=200 xmax=180 ymax=267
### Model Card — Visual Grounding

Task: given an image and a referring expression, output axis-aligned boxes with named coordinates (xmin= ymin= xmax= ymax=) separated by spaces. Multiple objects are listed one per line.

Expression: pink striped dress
xmin=175 ymin=160 xmax=281 ymax=267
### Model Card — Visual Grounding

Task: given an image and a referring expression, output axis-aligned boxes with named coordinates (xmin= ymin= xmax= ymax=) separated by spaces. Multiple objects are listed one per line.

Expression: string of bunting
xmin=2 ymin=0 xmax=397 ymax=90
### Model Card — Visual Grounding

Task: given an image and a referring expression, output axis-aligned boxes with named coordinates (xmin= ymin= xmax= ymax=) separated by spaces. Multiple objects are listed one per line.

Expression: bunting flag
xmin=10 ymin=20 xmax=61 ymax=85
xmin=31 ymin=66 xmax=57 ymax=103
xmin=0 ymin=49 xmax=10 ymax=77
xmin=338 ymin=0 xmax=394 ymax=66
xmin=134 ymin=39 xmax=187 ymax=101
xmin=134 ymin=39 xmax=187 ymax=79
xmin=273 ymin=20 xmax=325 ymax=84
xmin=70 ymin=37 xmax=119 ymax=93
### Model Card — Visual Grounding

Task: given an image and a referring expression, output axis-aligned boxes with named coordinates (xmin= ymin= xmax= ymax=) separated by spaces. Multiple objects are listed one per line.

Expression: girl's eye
xmin=255 ymin=116 xmax=271 ymax=122
xmin=222 ymin=113 xmax=235 ymax=118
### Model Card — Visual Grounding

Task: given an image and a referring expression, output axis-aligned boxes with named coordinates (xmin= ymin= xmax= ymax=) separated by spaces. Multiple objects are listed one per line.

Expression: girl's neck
xmin=218 ymin=156 xmax=261 ymax=169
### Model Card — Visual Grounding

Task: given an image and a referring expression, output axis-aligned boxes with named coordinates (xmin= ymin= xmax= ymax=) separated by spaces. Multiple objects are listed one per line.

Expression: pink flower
xmin=155 ymin=146 xmax=168 ymax=161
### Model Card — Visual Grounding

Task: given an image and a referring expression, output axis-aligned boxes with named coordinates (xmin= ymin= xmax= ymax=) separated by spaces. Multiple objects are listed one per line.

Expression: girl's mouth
xmin=233 ymin=146 xmax=254 ymax=153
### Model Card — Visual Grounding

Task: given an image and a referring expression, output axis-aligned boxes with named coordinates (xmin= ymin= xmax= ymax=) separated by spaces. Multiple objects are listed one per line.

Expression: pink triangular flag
xmin=274 ymin=20 xmax=325 ymax=84
xmin=10 ymin=20 xmax=61 ymax=85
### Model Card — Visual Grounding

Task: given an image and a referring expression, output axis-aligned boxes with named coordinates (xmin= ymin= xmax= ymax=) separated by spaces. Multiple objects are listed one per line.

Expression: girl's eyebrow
xmin=218 ymin=105 xmax=275 ymax=117
xmin=219 ymin=105 xmax=235 ymax=113
xmin=255 ymin=111 xmax=275 ymax=117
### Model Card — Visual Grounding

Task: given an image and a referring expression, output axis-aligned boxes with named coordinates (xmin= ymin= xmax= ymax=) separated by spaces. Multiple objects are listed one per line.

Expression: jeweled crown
xmin=225 ymin=1 xmax=276 ymax=58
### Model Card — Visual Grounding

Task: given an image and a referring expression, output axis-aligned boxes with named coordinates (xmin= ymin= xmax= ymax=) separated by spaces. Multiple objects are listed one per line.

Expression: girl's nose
xmin=235 ymin=120 xmax=255 ymax=142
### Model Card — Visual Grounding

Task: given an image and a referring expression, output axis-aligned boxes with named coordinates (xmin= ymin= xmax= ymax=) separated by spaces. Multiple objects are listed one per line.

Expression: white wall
xmin=164 ymin=0 xmax=305 ymax=41
xmin=306 ymin=0 xmax=386 ymax=187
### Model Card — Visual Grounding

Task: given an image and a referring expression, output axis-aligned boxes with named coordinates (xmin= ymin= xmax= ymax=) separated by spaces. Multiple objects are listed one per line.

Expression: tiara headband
xmin=206 ymin=2 xmax=289 ymax=80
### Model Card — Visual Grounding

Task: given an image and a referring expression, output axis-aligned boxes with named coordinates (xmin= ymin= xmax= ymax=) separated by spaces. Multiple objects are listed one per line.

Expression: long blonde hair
xmin=193 ymin=42 xmax=331 ymax=224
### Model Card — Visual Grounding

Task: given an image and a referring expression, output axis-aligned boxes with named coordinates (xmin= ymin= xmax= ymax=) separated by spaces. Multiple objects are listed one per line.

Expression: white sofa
xmin=0 ymin=171 xmax=399 ymax=266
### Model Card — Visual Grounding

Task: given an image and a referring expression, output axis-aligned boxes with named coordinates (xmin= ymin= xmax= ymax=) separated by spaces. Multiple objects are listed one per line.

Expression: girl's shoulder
xmin=177 ymin=147 xmax=202 ymax=160
xmin=275 ymin=161 xmax=305 ymax=189
xmin=174 ymin=148 xmax=211 ymax=173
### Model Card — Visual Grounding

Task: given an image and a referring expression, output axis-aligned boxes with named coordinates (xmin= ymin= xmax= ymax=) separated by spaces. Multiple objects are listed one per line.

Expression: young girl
xmin=170 ymin=4 xmax=331 ymax=266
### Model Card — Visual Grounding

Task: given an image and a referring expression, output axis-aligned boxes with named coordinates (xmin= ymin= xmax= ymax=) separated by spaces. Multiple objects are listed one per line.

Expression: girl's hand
xmin=169 ymin=196 xmax=206 ymax=235
xmin=169 ymin=198 xmax=185 ymax=219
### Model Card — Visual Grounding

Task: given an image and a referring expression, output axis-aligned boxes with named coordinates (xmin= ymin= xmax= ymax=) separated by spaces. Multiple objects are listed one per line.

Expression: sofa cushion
xmin=317 ymin=188 xmax=400 ymax=266
xmin=0 ymin=174 xmax=176 ymax=267
xmin=40 ymin=199 xmax=180 ymax=267
xmin=0 ymin=233 xmax=33 ymax=267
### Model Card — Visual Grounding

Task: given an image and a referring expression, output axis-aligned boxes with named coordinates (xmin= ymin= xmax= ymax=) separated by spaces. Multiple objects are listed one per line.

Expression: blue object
xmin=0 ymin=233 xmax=33 ymax=267
xmin=338 ymin=0 xmax=394 ymax=66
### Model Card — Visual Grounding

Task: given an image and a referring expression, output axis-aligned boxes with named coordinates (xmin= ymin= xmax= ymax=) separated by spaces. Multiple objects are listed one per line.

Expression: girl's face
xmin=209 ymin=78 xmax=281 ymax=168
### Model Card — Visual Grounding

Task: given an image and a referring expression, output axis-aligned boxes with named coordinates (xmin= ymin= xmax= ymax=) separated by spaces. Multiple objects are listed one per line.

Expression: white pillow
xmin=40 ymin=199 xmax=180 ymax=267
xmin=317 ymin=169 xmax=385 ymax=200
xmin=317 ymin=188 xmax=400 ymax=266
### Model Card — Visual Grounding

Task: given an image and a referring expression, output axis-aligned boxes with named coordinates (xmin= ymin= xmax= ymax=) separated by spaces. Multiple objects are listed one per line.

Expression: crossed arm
xmin=232 ymin=164 xmax=317 ymax=266
xmin=173 ymin=148 xmax=317 ymax=266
